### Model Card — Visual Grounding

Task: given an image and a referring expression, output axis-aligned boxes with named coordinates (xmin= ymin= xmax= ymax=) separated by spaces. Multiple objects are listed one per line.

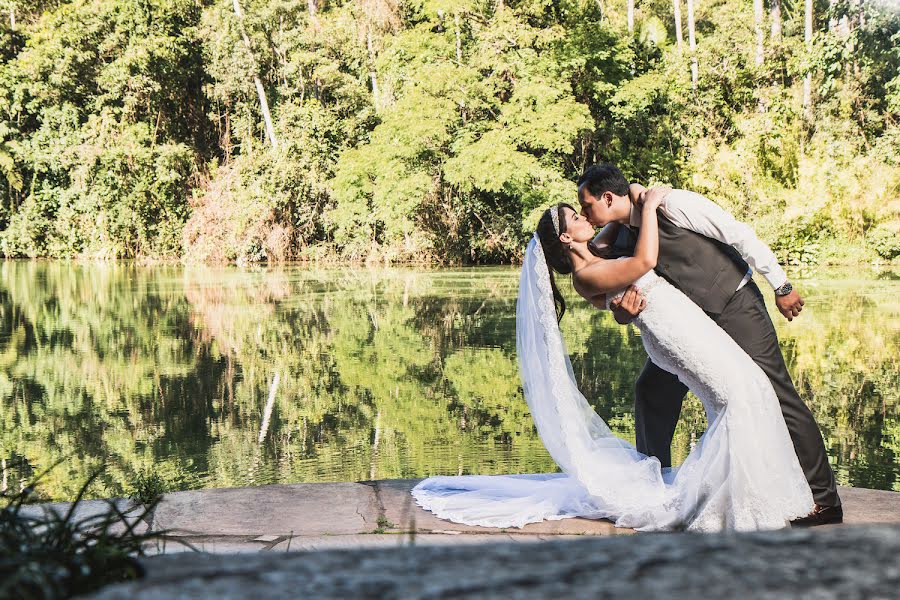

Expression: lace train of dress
xmin=412 ymin=237 xmax=813 ymax=532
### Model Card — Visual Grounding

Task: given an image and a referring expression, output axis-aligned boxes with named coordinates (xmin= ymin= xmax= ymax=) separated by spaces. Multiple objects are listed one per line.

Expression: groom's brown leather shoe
xmin=791 ymin=504 xmax=843 ymax=527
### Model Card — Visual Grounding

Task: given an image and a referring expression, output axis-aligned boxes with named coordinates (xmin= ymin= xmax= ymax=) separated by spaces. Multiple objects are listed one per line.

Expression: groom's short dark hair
xmin=577 ymin=164 xmax=630 ymax=199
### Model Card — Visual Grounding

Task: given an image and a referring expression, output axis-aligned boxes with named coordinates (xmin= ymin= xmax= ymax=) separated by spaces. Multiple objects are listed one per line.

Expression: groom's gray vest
xmin=616 ymin=214 xmax=749 ymax=314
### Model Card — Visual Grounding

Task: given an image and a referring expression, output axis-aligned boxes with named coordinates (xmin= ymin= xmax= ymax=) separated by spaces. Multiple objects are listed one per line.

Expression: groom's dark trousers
xmin=620 ymin=217 xmax=841 ymax=509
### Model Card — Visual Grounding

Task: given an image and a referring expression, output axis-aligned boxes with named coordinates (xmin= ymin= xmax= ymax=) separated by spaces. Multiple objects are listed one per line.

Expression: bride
xmin=412 ymin=191 xmax=814 ymax=532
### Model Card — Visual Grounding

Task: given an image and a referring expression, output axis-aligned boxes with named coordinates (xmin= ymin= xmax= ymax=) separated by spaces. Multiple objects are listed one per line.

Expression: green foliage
xmin=769 ymin=213 xmax=830 ymax=266
xmin=329 ymin=2 xmax=595 ymax=262
xmin=0 ymin=0 xmax=207 ymax=258
xmin=867 ymin=222 xmax=900 ymax=260
xmin=0 ymin=465 xmax=163 ymax=599
xmin=0 ymin=0 xmax=897 ymax=263
xmin=129 ymin=471 xmax=168 ymax=505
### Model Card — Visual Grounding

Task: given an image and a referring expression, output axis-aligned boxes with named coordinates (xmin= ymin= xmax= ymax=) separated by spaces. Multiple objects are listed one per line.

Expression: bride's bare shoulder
xmin=572 ymin=261 xmax=606 ymax=300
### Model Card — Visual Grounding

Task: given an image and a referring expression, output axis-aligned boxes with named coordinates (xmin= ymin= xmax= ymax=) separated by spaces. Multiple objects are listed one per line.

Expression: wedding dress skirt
xmin=412 ymin=238 xmax=813 ymax=532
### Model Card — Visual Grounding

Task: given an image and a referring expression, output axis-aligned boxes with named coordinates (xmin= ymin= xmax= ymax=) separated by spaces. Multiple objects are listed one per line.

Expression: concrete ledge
xmin=372 ymin=478 xmax=630 ymax=536
xmin=836 ymin=486 xmax=900 ymax=524
xmin=17 ymin=498 xmax=148 ymax=535
xmin=152 ymin=481 xmax=379 ymax=536
xmin=21 ymin=480 xmax=900 ymax=555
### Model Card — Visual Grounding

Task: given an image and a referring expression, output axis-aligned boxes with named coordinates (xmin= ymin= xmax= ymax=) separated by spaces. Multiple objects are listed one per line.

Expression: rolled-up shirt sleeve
xmin=660 ymin=190 xmax=788 ymax=290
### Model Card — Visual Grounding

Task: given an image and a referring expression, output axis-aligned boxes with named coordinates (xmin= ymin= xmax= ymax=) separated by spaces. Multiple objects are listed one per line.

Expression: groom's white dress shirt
xmin=629 ymin=189 xmax=788 ymax=292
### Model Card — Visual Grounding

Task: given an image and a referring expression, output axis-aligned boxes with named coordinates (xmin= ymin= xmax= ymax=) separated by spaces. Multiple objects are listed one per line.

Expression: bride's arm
xmin=574 ymin=197 xmax=662 ymax=296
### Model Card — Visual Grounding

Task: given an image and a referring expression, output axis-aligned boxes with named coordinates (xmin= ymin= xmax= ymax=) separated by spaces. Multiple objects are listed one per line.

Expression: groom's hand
xmin=610 ymin=285 xmax=646 ymax=325
xmin=775 ymin=289 xmax=805 ymax=321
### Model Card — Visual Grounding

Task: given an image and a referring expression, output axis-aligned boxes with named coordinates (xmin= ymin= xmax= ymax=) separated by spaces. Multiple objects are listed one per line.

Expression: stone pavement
xmin=22 ymin=479 xmax=900 ymax=554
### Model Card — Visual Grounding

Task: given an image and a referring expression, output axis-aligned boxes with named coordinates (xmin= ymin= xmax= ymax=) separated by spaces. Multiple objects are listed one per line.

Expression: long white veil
xmin=514 ymin=236 xmax=670 ymax=512
xmin=411 ymin=236 xmax=672 ymax=528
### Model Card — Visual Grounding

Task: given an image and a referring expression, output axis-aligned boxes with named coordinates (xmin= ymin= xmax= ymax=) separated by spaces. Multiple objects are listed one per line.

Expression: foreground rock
xmin=89 ymin=525 xmax=900 ymax=599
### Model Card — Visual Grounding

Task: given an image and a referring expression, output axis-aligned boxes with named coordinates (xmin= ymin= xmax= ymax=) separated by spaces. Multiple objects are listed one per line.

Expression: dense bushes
xmin=0 ymin=0 xmax=897 ymax=264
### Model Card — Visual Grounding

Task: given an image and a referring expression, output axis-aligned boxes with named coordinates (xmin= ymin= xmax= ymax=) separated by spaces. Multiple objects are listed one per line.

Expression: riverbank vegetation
xmin=0 ymin=0 xmax=897 ymax=264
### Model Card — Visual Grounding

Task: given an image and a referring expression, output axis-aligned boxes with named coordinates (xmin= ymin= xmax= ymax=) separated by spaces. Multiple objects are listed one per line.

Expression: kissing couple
xmin=413 ymin=163 xmax=842 ymax=531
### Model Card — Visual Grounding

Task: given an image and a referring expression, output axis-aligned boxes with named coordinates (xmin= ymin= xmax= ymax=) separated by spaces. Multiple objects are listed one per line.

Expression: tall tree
xmin=366 ymin=27 xmax=379 ymax=111
xmin=770 ymin=0 xmax=782 ymax=40
xmin=687 ymin=0 xmax=698 ymax=89
xmin=673 ymin=0 xmax=683 ymax=51
xmin=306 ymin=0 xmax=320 ymax=30
xmin=360 ymin=0 xmax=400 ymax=114
xmin=803 ymin=0 xmax=813 ymax=115
xmin=627 ymin=0 xmax=634 ymax=32
xmin=754 ymin=0 xmax=764 ymax=66
xmin=232 ymin=0 xmax=278 ymax=150
xmin=454 ymin=10 xmax=462 ymax=63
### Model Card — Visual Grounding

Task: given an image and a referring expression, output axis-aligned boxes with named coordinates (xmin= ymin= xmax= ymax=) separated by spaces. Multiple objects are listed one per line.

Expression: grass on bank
xmin=0 ymin=464 xmax=164 ymax=600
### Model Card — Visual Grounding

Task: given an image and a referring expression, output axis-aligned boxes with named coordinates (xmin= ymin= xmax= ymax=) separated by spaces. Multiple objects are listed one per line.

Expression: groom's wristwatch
xmin=774 ymin=281 xmax=793 ymax=296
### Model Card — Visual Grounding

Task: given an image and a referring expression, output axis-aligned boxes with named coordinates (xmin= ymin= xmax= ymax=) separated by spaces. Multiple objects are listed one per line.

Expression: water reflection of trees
xmin=0 ymin=261 xmax=224 ymax=499
xmin=0 ymin=263 xmax=896 ymax=500
xmin=771 ymin=280 xmax=900 ymax=491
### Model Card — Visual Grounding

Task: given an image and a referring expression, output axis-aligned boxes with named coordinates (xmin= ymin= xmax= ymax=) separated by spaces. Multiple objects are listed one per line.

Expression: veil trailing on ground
xmin=515 ymin=236 xmax=670 ymax=515
xmin=411 ymin=236 xmax=673 ymax=529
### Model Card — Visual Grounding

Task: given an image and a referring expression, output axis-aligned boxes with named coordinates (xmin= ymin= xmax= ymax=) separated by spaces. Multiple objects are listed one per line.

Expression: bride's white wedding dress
xmin=412 ymin=237 xmax=813 ymax=532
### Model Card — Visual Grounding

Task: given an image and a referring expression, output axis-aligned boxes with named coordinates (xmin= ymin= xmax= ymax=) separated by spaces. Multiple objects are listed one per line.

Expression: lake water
xmin=0 ymin=261 xmax=897 ymax=501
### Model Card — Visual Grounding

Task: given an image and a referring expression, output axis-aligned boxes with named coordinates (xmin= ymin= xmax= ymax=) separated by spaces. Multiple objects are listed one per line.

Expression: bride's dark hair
xmin=536 ymin=203 xmax=576 ymax=322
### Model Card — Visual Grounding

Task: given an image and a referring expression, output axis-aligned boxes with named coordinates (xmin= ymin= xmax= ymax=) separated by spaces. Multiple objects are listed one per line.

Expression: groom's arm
xmin=661 ymin=190 xmax=787 ymax=289
xmin=588 ymin=222 xmax=622 ymax=257
xmin=608 ymin=286 xmax=645 ymax=324
xmin=661 ymin=190 xmax=804 ymax=320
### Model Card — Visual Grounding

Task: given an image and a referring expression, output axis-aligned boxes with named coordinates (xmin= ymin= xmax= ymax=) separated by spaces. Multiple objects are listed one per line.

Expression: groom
xmin=577 ymin=163 xmax=842 ymax=526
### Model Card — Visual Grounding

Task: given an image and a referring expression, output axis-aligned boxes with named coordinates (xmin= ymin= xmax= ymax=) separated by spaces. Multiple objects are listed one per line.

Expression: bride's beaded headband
xmin=550 ymin=207 xmax=560 ymax=236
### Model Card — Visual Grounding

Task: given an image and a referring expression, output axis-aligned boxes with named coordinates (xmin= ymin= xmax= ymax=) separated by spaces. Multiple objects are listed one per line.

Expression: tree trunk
xmin=367 ymin=27 xmax=379 ymax=113
xmin=454 ymin=11 xmax=462 ymax=63
xmin=233 ymin=0 xmax=278 ymax=150
xmin=251 ymin=77 xmax=277 ymax=150
xmin=369 ymin=410 xmax=381 ymax=480
xmin=257 ymin=372 xmax=280 ymax=444
xmin=307 ymin=0 xmax=320 ymax=28
xmin=454 ymin=11 xmax=466 ymax=123
xmin=803 ymin=0 xmax=812 ymax=116
xmin=754 ymin=0 xmax=764 ymax=66
xmin=686 ymin=0 xmax=698 ymax=89
xmin=627 ymin=0 xmax=634 ymax=33
xmin=673 ymin=0 xmax=683 ymax=51
xmin=770 ymin=0 xmax=782 ymax=40
xmin=8 ymin=2 xmax=14 ymax=30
